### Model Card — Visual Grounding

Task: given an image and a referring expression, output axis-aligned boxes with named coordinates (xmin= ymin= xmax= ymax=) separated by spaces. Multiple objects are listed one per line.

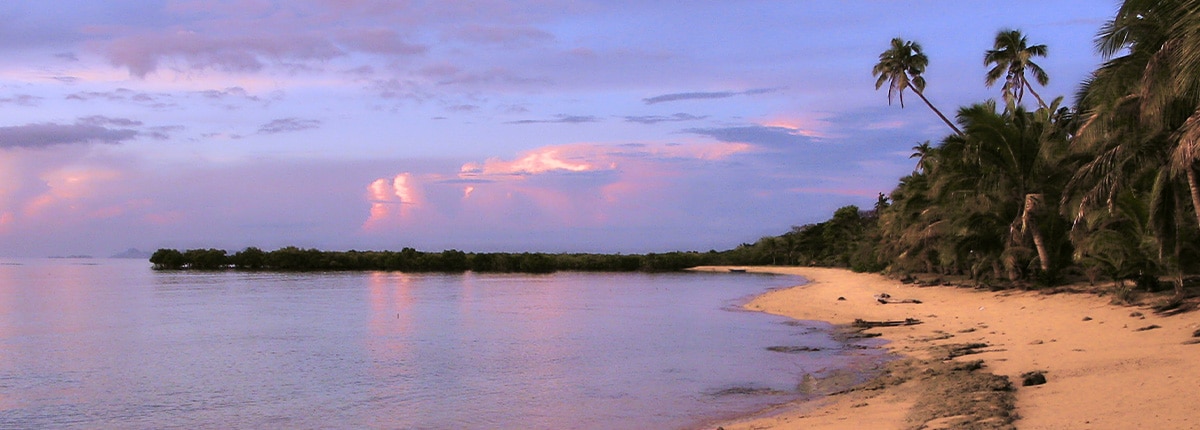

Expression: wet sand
xmin=693 ymin=266 xmax=1200 ymax=429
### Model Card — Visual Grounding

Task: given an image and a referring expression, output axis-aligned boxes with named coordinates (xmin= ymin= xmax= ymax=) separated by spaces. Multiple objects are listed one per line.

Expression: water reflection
xmin=0 ymin=261 xmax=880 ymax=429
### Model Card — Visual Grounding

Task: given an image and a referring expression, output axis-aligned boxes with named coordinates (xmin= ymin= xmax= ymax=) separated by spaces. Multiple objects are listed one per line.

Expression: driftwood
xmin=853 ymin=318 xmax=923 ymax=328
xmin=874 ymin=293 xmax=923 ymax=304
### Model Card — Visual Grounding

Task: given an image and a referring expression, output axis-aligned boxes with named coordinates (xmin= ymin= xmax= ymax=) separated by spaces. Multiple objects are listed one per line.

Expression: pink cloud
xmin=363 ymin=173 xmax=421 ymax=231
xmin=362 ymin=140 xmax=752 ymax=235
xmin=0 ymin=212 xmax=12 ymax=234
xmin=21 ymin=167 xmax=123 ymax=217
xmin=460 ymin=148 xmax=599 ymax=176
xmin=757 ymin=115 xmax=835 ymax=139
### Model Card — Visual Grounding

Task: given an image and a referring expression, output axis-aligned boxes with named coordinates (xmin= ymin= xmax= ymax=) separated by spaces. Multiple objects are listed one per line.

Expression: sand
xmin=692 ymin=266 xmax=1200 ymax=430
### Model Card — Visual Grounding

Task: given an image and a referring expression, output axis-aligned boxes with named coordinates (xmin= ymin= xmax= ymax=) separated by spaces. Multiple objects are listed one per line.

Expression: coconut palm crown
xmin=985 ymin=29 xmax=1050 ymax=109
xmin=873 ymin=38 xmax=964 ymax=135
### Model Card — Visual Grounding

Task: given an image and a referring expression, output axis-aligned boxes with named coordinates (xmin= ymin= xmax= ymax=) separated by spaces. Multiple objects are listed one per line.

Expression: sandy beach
xmin=693 ymin=266 xmax=1200 ymax=430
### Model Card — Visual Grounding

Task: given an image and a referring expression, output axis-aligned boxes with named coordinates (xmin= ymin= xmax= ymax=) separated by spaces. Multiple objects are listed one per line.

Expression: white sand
xmin=692 ymin=266 xmax=1200 ymax=429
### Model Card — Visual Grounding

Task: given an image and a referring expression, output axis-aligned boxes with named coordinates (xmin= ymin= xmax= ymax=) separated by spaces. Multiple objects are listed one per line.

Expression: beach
xmin=694 ymin=266 xmax=1200 ymax=429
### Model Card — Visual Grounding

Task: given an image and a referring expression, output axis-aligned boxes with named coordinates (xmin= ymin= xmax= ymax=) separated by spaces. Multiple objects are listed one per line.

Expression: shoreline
xmin=691 ymin=266 xmax=1200 ymax=429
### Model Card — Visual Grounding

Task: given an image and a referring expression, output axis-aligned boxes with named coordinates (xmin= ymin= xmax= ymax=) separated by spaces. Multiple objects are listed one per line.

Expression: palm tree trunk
xmin=1023 ymin=194 xmax=1052 ymax=273
xmin=1024 ymin=80 xmax=1048 ymax=110
xmin=1188 ymin=167 xmax=1200 ymax=230
xmin=912 ymin=88 xmax=964 ymax=136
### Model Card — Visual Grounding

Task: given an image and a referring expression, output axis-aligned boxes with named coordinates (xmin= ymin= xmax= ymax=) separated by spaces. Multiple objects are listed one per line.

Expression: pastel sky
xmin=0 ymin=0 xmax=1115 ymax=257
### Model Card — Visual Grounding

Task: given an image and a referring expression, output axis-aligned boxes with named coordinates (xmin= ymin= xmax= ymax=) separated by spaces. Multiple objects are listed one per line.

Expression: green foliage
xmin=149 ymin=248 xmax=185 ymax=270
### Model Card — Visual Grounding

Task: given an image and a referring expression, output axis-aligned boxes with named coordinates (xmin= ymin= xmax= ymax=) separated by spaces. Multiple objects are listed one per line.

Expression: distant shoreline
xmin=693 ymin=266 xmax=1200 ymax=429
xmin=146 ymin=247 xmax=724 ymax=273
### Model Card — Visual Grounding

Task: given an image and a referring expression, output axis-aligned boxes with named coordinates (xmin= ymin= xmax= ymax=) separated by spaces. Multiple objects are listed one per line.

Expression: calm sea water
xmin=0 ymin=259 xmax=883 ymax=429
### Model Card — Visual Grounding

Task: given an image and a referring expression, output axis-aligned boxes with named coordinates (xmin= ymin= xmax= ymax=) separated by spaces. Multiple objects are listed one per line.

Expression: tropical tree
xmin=873 ymin=38 xmax=964 ymax=135
xmin=1068 ymin=0 xmax=1200 ymax=295
xmin=984 ymin=29 xmax=1050 ymax=109
xmin=960 ymin=99 xmax=1073 ymax=278
xmin=910 ymin=140 xmax=936 ymax=173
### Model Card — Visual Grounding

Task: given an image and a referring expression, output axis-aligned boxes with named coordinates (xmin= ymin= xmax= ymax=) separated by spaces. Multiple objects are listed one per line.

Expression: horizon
xmin=0 ymin=1 xmax=1115 ymax=257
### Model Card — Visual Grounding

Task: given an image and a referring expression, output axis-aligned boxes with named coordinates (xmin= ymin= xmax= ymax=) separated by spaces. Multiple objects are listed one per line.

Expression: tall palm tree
xmin=873 ymin=38 xmax=964 ymax=136
xmin=984 ymin=29 xmax=1050 ymax=110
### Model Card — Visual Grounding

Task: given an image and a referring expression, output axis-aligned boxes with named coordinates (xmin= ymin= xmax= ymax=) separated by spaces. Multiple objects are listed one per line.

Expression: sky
xmin=0 ymin=0 xmax=1118 ymax=257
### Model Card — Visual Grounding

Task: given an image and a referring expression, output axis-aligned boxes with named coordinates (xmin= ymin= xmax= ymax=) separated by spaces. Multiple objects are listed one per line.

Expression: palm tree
xmin=1068 ymin=0 xmax=1200 ymax=296
xmin=948 ymin=100 xmax=1072 ymax=279
xmin=910 ymin=141 xmax=936 ymax=173
xmin=873 ymin=38 xmax=964 ymax=136
xmin=984 ymin=29 xmax=1050 ymax=110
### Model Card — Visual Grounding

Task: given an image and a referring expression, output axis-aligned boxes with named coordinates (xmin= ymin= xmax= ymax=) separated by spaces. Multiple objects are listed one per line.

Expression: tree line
xmin=149 ymin=246 xmax=731 ymax=273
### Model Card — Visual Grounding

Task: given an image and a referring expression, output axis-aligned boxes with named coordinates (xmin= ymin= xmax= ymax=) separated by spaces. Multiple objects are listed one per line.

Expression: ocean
xmin=0 ymin=258 xmax=882 ymax=429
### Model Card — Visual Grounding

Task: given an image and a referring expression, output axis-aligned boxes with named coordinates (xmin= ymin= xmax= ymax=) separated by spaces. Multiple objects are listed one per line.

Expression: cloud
xmin=623 ymin=113 xmax=707 ymax=125
xmin=361 ymin=140 xmax=754 ymax=233
xmin=76 ymin=115 xmax=144 ymax=127
xmin=257 ymin=118 xmax=322 ymax=134
xmin=642 ymin=88 xmax=782 ymax=105
xmin=685 ymin=124 xmax=816 ymax=149
xmin=448 ymin=24 xmax=554 ymax=46
xmin=0 ymin=95 xmax=43 ymax=106
xmin=460 ymin=148 xmax=605 ymax=177
xmin=506 ymin=115 xmax=599 ymax=125
xmin=65 ymin=88 xmax=175 ymax=108
xmin=197 ymin=86 xmax=260 ymax=101
xmin=103 ymin=28 xmax=345 ymax=78
xmin=0 ymin=122 xmax=139 ymax=149
xmin=338 ymin=28 xmax=427 ymax=55
xmin=643 ymin=91 xmax=736 ymax=104
xmin=146 ymin=125 xmax=186 ymax=140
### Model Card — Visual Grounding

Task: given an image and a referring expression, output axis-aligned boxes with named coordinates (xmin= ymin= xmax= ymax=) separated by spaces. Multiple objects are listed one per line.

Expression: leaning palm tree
xmin=873 ymin=38 xmax=963 ymax=136
xmin=984 ymin=29 xmax=1050 ymax=110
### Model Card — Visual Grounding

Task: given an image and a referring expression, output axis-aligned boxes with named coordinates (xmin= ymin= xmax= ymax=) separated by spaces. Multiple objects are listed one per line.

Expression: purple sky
xmin=0 ymin=1 xmax=1114 ymax=257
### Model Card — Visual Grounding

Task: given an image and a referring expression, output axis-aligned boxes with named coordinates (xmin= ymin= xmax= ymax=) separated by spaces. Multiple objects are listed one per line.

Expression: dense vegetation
xmin=737 ymin=1 xmax=1200 ymax=294
xmin=153 ymin=1 xmax=1200 ymax=294
xmin=149 ymin=247 xmax=728 ymax=273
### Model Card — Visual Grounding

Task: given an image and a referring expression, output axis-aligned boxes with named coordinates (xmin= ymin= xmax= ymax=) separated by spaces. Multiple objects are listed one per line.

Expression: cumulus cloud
xmin=460 ymin=148 xmax=602 ymax=177
xmin=0 ymin=122 xmax=139 ymax=149
xmin=257 ymin=117 xmax=322 ymax=134
xmin=360 ymin=140 xmax=755 ymax=232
